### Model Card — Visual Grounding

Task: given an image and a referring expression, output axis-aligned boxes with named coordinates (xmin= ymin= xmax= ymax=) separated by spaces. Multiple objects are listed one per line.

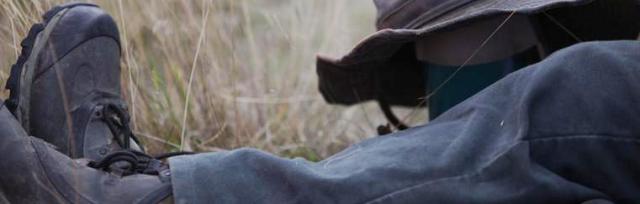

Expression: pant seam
xmin=524 ymin=134 xmax=640 ymax=143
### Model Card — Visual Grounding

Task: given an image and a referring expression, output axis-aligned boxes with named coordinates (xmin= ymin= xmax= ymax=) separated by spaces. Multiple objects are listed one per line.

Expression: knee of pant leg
xmin=522 ymin=42 xmax=640 ymax=139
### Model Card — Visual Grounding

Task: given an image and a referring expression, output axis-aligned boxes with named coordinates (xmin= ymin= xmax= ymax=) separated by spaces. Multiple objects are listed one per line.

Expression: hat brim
xmin=317 ymin=0 xmax=640 ymax=107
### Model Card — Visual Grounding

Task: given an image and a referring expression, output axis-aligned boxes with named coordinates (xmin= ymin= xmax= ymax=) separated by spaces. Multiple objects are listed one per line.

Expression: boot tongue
xmin=82 ymin=101 xmax=143 ymax=161
xmin=84 ymin=102 xmax=192 ymax=176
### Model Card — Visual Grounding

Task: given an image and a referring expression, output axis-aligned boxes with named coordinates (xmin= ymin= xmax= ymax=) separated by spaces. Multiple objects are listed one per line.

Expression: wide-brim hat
xmin=317 ymin=0 xmax=640 ymax=107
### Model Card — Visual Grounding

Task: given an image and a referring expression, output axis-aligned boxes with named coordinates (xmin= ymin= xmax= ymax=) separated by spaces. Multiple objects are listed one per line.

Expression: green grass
xmin=0 ymin=0 xmax=426 ymax=160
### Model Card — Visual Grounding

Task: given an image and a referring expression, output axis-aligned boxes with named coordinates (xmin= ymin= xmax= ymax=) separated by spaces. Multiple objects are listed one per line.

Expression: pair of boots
xmin=1 ymin=3 xmax=173 ymax=203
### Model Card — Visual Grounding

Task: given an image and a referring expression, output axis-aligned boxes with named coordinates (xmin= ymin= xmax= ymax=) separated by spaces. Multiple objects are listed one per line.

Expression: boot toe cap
xmin=37 ymin=5 xmax=121 ymax=76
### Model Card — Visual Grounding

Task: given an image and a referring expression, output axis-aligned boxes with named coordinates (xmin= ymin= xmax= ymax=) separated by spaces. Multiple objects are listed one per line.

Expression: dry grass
xmin=0 ymin=0 xmax=425 ymax=160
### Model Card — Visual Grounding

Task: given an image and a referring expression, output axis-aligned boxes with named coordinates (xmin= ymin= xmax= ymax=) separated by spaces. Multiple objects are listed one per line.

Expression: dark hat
xmin=317 ymin=0 xmax=640 ymax=107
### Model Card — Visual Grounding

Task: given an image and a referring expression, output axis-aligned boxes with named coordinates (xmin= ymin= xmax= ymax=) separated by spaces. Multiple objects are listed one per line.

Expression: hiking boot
xmin=5 ymin=3 xmax=143 ymax=161
xmin=0 ymin=103 xmax=172 ymax=203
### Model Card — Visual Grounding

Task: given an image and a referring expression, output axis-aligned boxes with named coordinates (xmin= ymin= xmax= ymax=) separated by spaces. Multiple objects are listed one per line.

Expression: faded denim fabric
xmin=169 ymin=41 xmax=640 ymax=203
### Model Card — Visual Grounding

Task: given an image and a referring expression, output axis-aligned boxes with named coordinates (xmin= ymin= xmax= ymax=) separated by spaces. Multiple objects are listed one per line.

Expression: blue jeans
xmin=169 ymin=41 xmax=640 ymax=203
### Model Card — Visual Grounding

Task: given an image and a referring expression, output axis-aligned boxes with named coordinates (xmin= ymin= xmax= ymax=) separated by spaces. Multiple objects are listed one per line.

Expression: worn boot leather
xmin=0 ymin=102 xmax=172 ymax=203
xmin=5 ymin=2 xmax=143 ymax=161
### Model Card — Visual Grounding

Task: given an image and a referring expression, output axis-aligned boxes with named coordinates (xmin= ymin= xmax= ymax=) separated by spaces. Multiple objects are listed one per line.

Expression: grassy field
xmin=0 ymin=0 xmax=427 ymax=160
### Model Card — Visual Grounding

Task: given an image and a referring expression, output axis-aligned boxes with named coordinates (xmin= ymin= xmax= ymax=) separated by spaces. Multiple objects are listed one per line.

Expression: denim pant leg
xmin=169 ymin=41 xmax=640 ymax=204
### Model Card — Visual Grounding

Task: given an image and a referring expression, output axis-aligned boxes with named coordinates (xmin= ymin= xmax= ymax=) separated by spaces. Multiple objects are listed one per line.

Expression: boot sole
xmin=6 ymin=3 xmax=98 ymax=133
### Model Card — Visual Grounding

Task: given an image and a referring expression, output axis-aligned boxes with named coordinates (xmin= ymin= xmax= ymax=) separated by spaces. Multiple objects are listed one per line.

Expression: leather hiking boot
xmin=0 ymin=102 xmax=172 ymax=203
xmin=5 ymin=3 xmax=143 ymax=161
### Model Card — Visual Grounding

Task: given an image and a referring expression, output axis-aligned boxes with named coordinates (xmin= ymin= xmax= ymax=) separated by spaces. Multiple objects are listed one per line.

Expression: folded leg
xmin=169 ymin=41 xmax=640 ymax=203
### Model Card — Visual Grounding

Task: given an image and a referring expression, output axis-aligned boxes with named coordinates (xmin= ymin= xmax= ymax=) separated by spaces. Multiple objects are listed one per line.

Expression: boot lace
xmin=101 ymin=103 xmax=140 ymax=150
xmin=87 ymin=149 xmax=193 ymax=176
xmin=88 ymin=103 xmax=193 ymax=176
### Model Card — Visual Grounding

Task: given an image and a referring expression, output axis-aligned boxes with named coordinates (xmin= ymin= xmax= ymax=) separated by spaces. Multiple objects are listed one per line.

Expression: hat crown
xmin=375 ymin=0 xmax=473 ymax=30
